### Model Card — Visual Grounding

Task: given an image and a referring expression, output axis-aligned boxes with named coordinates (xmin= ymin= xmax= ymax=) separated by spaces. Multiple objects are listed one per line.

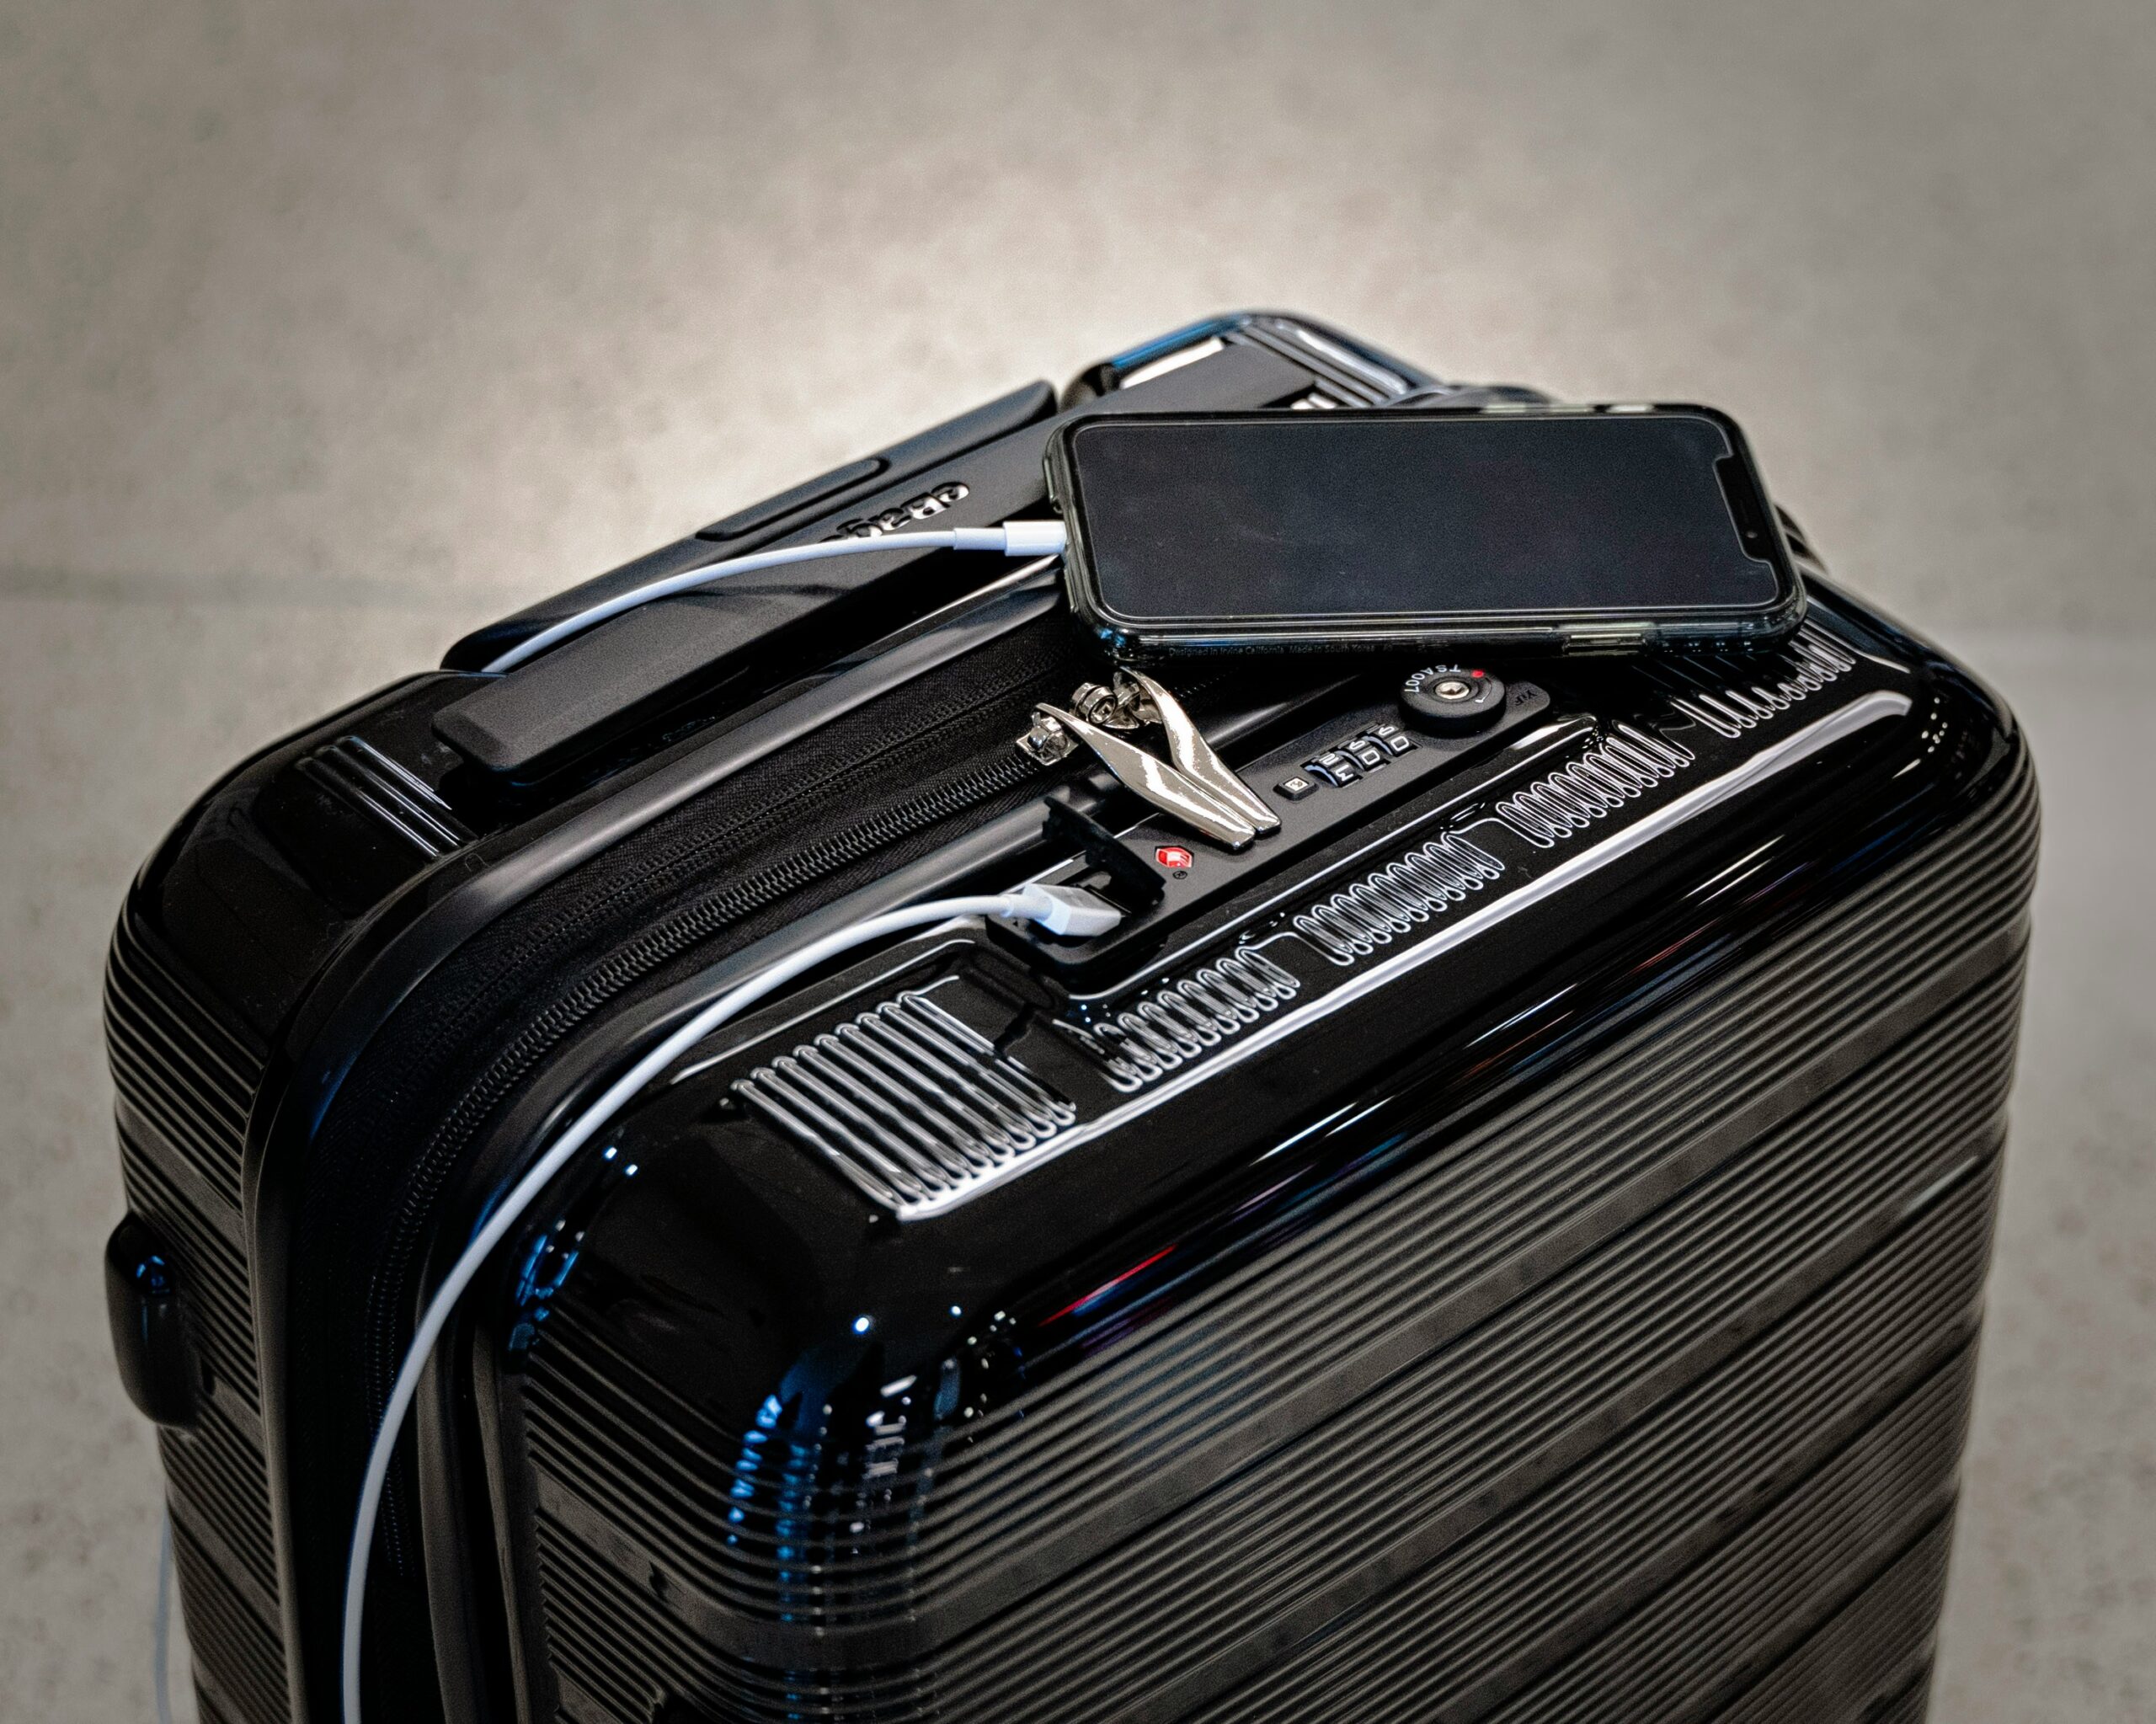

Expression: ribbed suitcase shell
xmin=499 ymin=718 xmax=2031 ymax=1724
xmin=99 ymin=315 xmax=2034 ymax=1724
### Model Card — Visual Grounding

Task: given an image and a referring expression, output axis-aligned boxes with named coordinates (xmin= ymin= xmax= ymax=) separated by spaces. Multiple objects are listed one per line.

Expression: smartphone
xmin=1043 ymin=404 xmax=1806 ymax=657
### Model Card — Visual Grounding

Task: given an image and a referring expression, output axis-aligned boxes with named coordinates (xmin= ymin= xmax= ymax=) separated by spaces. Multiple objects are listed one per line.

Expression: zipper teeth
xmin=365 ymin=745 xmax=1049 ymax=1566
xmin=356 ymin=642 xmax=1240 ymax=1568
xmin=416 ymin=650 xmax=1078 ymax=1075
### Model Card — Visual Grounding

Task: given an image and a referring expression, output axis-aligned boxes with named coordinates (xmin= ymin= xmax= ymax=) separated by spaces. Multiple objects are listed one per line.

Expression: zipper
xmin=361 ymin=697 xmax=1065 ymax=1568
xmin=360 ymin=654 xmax=1246 ymax=1570
xmin=1021 ymin=671 xmax=1279 ymax=851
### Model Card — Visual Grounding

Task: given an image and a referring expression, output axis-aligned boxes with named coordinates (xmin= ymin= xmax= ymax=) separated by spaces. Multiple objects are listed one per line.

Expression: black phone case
xmin=1045 ymin=403 xmax=1809 ymax=660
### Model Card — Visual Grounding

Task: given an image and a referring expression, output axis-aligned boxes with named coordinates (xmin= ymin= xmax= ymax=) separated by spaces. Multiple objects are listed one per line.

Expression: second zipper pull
xmin=1019 ymin=709 xmax=1259 ymax=852
xmin=1111 ymin=671 xmax=1280 ymax=838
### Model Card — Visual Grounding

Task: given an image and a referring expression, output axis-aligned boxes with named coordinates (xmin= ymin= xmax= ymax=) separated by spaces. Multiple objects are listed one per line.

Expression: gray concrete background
xmin=1 ymin=3 xmax=2149 ymax=1720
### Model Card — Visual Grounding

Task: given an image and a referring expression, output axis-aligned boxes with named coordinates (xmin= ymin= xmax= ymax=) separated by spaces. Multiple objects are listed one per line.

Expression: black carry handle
xmin=441 ymin=379 xmax=1059 ymax=674
xmin=432 ymin=340 xmax=1326 ymax=781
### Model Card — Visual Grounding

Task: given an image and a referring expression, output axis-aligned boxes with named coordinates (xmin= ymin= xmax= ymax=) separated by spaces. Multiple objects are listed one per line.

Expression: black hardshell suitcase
xmin=103 ymin=313 xmax=2037 ymax=1724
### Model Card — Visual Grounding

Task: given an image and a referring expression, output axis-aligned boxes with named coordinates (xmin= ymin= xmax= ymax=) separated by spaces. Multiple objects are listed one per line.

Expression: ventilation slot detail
xmin=1492 ymin=725 xmax=1696 ymax=847
xmin=1657 ymin=624 xmax=1858 ymax=742
xmin=299 ymin=734 xmax=475 ymax=857
xmin=1492 ymin=626 xmax=1857 ymax=847
xmin=1059 ymin=948 xmax=1303 ymax=1090
xmin=1291 ymin=832 xmax=1506 ymax=965
xmin=734 ymin=991 xmax=1076 ymax=1214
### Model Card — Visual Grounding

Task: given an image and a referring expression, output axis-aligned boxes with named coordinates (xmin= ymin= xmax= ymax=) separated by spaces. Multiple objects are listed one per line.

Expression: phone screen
xmin=1055 ymin=408 xmax=1796 ymax=645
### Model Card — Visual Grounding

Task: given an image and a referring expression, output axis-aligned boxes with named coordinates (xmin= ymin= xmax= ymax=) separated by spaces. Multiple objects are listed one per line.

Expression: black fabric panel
xmin=290 ymin=610 xmax=1102 ymax=1716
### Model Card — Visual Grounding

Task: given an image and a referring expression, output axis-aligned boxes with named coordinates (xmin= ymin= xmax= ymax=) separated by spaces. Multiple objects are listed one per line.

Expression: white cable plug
xmin=340 ymin=883 xmax=1118 ymax=1724
xmin=483 ymin=520 xmax=1070 ymax=674
xmin=1004 ymin=881 xmax=1125 ymax=937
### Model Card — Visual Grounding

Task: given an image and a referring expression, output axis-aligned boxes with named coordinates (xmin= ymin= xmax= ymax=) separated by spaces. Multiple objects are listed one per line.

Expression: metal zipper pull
xmin=1112 ymin=670 xmax=1280 ymax=837
xmin=1021 ymin=705 xmax=1259 ymax=851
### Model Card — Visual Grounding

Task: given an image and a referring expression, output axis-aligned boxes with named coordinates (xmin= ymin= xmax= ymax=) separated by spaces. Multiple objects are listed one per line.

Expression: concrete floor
xmin=2 ymin=3 xmax=2150 ymax=1720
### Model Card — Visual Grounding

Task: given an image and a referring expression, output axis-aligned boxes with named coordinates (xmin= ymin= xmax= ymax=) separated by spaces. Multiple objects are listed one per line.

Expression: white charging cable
xmin=340 ymin=882 xmax=1118 ymax=1724
xmin=482 ymin=520 xmax=1070 ymax=674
